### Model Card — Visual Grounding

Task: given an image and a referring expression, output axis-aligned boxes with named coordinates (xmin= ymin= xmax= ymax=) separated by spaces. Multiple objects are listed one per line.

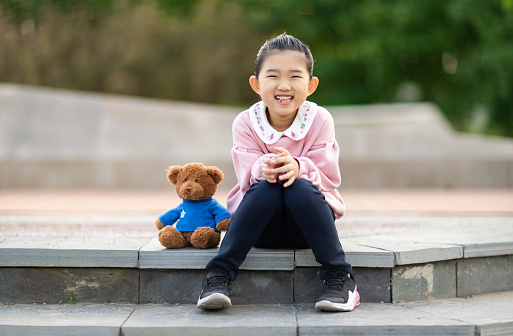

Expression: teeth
xmin=276 ymin=96 xmax=293 ymax=102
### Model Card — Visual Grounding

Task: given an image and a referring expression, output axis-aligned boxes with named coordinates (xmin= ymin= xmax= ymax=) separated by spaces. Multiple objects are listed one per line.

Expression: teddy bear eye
xmin=184 ymin=178 xmax=188 ymax=182
xmin=195 ymin=179 xmax=199 ymax=183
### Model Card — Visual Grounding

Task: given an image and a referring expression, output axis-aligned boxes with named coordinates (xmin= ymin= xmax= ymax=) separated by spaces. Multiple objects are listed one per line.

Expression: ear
xmin=167 ymin=165 xmax=182 ymax=185
xmin=249 ymin=75 xmax=260 ymax=95
xmin=307 ymin=76 xmax=319 ymax=96
xmin=206 ymin=166 xmax=224 ymax=185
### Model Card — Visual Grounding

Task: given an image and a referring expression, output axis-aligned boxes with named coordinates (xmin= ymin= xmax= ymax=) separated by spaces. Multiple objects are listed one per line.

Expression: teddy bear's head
xmin=166 ymin=163 xmax=224 ymax=201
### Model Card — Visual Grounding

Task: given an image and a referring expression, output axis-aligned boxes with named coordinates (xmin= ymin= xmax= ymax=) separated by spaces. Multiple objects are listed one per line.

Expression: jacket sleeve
xmin=231 ymin=113 xmax=271 ymax=195
xmin=295 ymin=111 xmax=341 ymax=193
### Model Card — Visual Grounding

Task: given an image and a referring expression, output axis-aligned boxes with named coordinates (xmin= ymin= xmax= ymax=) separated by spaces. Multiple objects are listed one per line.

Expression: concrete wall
xmin=1 ymin=83 xmax=512 ymax=189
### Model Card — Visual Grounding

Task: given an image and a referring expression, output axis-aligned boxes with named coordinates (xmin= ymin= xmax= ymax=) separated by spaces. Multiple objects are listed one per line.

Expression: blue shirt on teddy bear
xmin=158 ymin=197 xmax=231 ymax=232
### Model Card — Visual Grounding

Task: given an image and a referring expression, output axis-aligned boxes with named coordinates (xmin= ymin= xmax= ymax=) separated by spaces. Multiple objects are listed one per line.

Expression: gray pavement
xmin=1 ymin=291 xmax=512 ymax=335
xmin=0 ymin=189 xmax=512 ymax=335
xmin=1 ymin=188 xmax=512 ymax=239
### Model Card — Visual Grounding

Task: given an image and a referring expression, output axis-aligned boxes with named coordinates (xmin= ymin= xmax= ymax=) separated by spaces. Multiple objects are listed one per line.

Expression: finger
xmin=262 ymin=158 xmax=277 ymax=168
xmin=279 ymin=168 xmax=295 ymax=181
xmin=275 ymin=147 xmax=290 ymax=155
xmin=262 ymin=172 xmax=275 ymax=180
xmin=271 ymin=156 xmax=291 ymax=168
xmin=282 ymin=176 xmax=296 ymax=188
xmin=278 ymin=161 xmax=297 ymax=174
xmin=262 ymin=166 xmax=278 ymax=176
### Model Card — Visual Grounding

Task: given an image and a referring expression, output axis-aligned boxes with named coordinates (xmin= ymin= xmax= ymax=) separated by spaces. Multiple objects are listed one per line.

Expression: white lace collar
xmin=249 ymin=101 xmax=318 ymax=145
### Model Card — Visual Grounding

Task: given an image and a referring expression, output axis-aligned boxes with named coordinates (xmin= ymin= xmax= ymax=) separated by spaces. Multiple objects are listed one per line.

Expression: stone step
xmin=1 ymin=291 xmax=513 ymax=336
xmin=1 ymin=215 xmax=512 ymax=305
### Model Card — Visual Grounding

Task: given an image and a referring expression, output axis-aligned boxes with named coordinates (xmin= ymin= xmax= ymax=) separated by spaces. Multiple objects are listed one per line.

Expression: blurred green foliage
xmin=1 ymin=0 xmax=512 ymax=136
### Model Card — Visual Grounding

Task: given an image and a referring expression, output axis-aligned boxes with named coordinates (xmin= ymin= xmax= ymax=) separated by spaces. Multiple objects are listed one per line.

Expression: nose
xmin=277 ymin=78 xmax=291 ymax=91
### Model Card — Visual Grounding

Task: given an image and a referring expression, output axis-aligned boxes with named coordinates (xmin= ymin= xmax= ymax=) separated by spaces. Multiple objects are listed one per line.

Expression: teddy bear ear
xmin=167 ymin=165 xmax=182 ymax=185
xmin=206 ymin=166 xmax=224 ymax=184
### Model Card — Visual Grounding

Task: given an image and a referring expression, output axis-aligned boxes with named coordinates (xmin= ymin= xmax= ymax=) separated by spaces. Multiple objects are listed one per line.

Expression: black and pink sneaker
xmin=197 ymin=269 xmax=232 ymax=310
xmin=315 ymin=271 xmax=360 ymax=312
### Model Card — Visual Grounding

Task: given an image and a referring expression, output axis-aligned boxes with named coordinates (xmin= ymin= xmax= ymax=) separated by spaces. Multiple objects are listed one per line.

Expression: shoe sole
xmin=197 ymin=293 xmax=232 ymax=310
xmin=315 ymin=288 xmax=360 ymax=312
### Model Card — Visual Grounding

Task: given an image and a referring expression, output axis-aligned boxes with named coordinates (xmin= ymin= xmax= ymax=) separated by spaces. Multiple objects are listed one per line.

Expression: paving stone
xmin=294 ymin=267 xmax=391 ymax=303
xmin=139 ymin=238 xmax=294 ymax=270
xmin=356 ymin=236 xmax=463 ymax=265
xmin=1 ymin=293 xmax=513 ymax=335
xmin=0 ymin=236 xmax=148 ymax=267
xmin=401 ymin=291 xmax=513 ymax=336
xmin=294 ymin=240 xmax=395 ymax=268
xmin=457 ymin=255 xmax=513 ymax=297
xmin=408 ymin=228 xmax=513 ymax=258
xmin=0 ymin=268 xmax=139 ymax=304
xmin=0 ymin=303 xmax=135 ymax=336
xmin=392 ymin=260 xmax=456 ymax=303
xmin=139 ymin=269 xmax=293 ymax=305
xmin=122 ymin=304 xmax=297 ymax=336
xmin=353 ymin=267 xmax=392 ymax=303
xmin=295 ymin=302 xmax=474 ymax=335
xmin=463 ymin=242 xmax=513 ymax=258
xmin=0 ymin=214 xmax=157 ymax=239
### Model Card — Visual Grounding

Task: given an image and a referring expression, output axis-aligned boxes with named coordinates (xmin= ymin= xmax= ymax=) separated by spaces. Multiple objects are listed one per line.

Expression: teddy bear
xmin=155 ymin=163 xmax=231 ymax=249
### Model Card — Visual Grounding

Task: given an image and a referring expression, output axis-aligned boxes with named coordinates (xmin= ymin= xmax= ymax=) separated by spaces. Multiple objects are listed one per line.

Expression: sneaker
xmin=196 ymin=269 xmax=232 ymax=310
xmin=315 ymin=270 xmax=360 ymax=312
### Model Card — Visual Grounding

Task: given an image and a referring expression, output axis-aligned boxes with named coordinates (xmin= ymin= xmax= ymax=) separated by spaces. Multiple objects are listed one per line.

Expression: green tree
xmin=1 ymin=0 xmax=512 ymax=136
xmin=241 ymin=0 xmax=513 ymax=136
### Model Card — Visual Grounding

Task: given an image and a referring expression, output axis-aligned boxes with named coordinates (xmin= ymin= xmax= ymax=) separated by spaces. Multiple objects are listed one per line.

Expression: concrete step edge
xmin=1 ymin=292 xmax=512 ymax=336
xmin=2 ymin=235 xmax=513 ymax=269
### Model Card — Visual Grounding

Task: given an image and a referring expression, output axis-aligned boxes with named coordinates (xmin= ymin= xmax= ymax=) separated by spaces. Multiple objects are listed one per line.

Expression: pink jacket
xmin=226 ymin=101 xmax=345 ymax=218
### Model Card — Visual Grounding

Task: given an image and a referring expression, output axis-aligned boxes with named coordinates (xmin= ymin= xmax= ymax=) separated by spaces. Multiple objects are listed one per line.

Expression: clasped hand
xmin=261 ymin=147 xmax=299 ymax=188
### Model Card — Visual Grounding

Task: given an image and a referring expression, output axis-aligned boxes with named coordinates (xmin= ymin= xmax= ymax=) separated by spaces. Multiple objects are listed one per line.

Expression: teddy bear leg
xmin=181 ymin=231 xmax=193 ymax=246
xmin=158 ymin=226 xmax=188 ymax=249
xmin=191 ymin=227 xmax=221 ymax=249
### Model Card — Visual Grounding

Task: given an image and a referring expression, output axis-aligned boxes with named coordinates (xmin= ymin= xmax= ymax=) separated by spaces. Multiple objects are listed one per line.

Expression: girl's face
xmin=249 ymin=50 xmax=318 ymax=127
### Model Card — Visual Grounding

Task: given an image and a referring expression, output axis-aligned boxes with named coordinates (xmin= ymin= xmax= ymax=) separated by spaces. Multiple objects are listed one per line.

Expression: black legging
xmin=206 ymin=179 xmax=352 ymax=281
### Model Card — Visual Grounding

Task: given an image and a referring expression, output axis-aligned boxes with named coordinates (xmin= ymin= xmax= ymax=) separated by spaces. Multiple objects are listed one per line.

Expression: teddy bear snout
xmin=180 ymin=181 xmax=204 ymax=200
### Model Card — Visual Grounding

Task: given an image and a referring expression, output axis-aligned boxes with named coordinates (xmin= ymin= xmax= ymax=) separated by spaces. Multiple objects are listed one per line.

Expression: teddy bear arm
xmin=216 ymin=217 xmax=231 ymax=231
xmin=155 ymin=218 xmax=164 ymax=230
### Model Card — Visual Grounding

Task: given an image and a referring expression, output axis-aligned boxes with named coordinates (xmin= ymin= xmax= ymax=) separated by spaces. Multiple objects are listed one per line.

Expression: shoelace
xmin=324 ymin=276 xmax=345 ymax=290
xmin=207 ymin=275 xmax=228 ymax=288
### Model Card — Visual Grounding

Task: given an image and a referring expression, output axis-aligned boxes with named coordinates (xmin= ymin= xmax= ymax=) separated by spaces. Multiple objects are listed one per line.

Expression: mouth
xmin=275 ymin=95 xmax=293 ymax=104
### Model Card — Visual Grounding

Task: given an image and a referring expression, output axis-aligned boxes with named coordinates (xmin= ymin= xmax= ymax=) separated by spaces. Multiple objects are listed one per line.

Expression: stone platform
xmin=0 ymin=188 xmax=512 ymax=335
xmin=1 ymin=188 xmax=512 ymax=306
xmin=1 ymin=215 xmax=512 ymax=306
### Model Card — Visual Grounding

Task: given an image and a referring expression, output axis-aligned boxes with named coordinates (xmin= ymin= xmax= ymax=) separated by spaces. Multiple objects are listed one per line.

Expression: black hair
xmin=254 ymin=33 xmax=314 ymax=79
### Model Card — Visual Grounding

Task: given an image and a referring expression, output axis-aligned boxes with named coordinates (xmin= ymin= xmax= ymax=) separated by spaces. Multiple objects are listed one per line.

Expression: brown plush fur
xmin=155 ymin=163 xmax=231 ymax=249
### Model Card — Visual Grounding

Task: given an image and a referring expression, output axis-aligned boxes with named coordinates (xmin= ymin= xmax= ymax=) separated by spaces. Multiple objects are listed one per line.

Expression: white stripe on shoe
xmin=315 ymin=287 xmax=360 ymax=312
xmin=197 ymin=293 xmax=232 ymax=310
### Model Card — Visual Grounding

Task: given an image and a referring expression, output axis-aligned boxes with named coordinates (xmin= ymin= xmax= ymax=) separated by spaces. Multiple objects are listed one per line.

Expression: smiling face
xmin=250 ymin=50 xmax=319 ymax=131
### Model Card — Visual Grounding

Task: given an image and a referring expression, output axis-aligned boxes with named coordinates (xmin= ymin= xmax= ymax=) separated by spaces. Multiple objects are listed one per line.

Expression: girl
xmin=197 ymin=33 xmax=359 ymax=312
